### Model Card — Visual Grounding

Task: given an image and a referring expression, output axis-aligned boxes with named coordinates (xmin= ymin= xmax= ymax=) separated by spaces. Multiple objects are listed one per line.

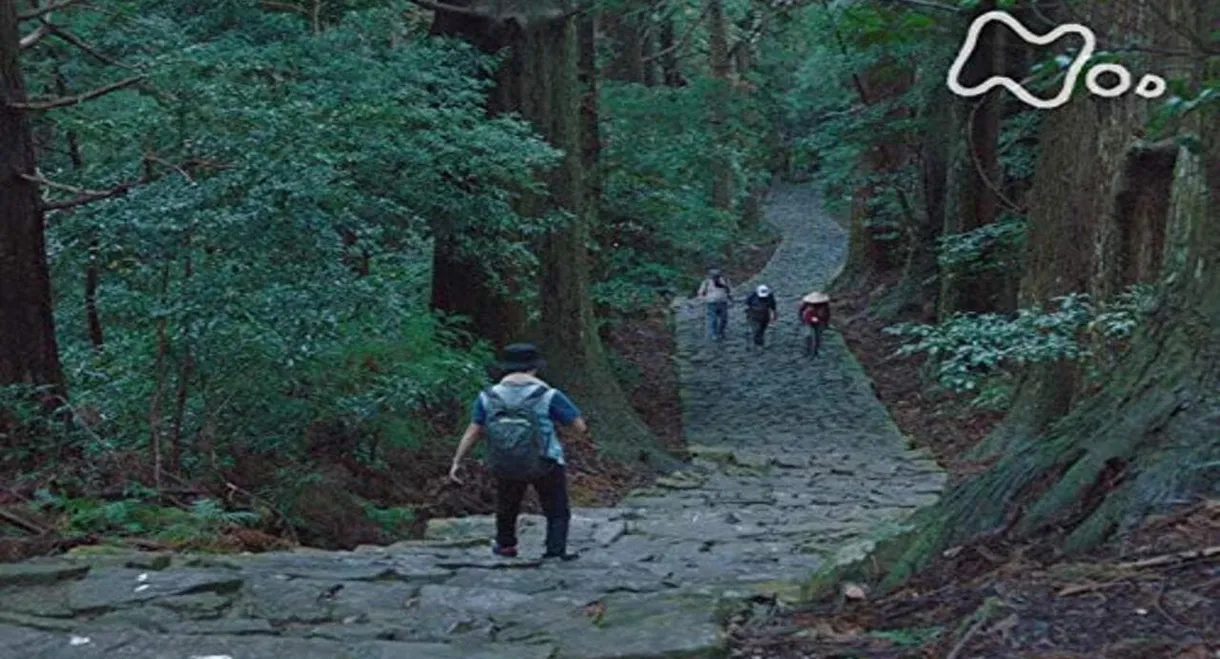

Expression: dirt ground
xmin=728 ymin=281 xmax=1220 ymax=658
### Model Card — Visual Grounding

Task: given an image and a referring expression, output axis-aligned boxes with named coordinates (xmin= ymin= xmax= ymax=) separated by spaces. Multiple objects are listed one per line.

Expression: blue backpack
xmin=482 ymin=385 xmax=552 ymax=481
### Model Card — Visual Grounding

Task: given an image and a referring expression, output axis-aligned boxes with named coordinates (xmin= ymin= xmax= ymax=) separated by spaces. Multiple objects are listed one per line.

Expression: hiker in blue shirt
xmin=449 ymin=343 xmax=586 ymax=561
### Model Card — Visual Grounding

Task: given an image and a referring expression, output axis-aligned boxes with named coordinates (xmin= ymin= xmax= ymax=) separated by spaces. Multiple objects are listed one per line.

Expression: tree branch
xmin=42 ymin=22 xmax=125 ymax=66
xmin=19 ymin=23 xmax=50 ymax=49
xmin=405 ymin=0 xmax=577 ymax=22
xmin=770 ymin=0 xmax=959 ymax=13
xmin=25 ymin=156 xmax=224 ymax=212
xmin=881 ymin=0 xmax=960 ymax=12
xmin=407 ymin=0 xmax=491 ymax=18
xmin=967 ymin=95 xmax=1025 ymax=215
xmin=21 ymin=172 xmax=145 ymax=210
xmin=643 ymin=2 xmax=712 ymax=64
xmin=727 ymin=13 xmax=768 ymax=60
xmin=8 ymin=75 xmax=143 ymax=110
xmin=17 ymin=0 xmax=79 ymax=21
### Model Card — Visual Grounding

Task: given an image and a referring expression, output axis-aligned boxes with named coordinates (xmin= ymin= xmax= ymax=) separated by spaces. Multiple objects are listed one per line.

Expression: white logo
xmin=947 ymin=11 xmax=1165 ymax=109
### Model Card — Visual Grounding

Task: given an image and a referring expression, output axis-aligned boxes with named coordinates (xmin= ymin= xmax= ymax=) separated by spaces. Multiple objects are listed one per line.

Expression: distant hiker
xmin=449 ymin=343 xmax=585 ymax=561
xmin=799 ymin=291 xmax=831 ymax=357
xmin=697 ymin=267 xmax=732 ymax=340
xmin=744 ymin=285 xmax=778 ymax=347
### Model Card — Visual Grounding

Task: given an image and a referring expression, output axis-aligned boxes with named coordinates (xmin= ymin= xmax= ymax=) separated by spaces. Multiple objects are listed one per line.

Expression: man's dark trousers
xmin=750 ymin=318 xmax=769 ymax=346
xmin=495 ymin=462 xmax=570 ymax=556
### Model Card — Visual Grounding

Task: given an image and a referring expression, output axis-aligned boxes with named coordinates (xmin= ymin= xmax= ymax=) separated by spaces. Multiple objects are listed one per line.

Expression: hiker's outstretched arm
xmin=452 ymin=423 xmax=481 ymax=465
xmin=569 ymin=417 xmax=588 ymax=434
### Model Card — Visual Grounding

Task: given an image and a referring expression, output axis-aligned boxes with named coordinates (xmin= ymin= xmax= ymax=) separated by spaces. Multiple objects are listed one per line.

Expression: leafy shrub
xmin=19 ymin=3 xmax=537 ymax=538
xmin=937 ymin=214 xmax=1027 ymax=273
xmin=886 ymin=285 xmax=1155 ymax=405
xmin=33 ymin=489 xmax=259 ymax=543
xmin=594 ymin=76 xmax=770 ymax=315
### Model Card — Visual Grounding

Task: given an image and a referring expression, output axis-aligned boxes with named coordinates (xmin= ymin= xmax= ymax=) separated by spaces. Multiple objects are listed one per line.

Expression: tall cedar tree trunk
xmin=815 ymin=0 xmax=1220 ymax=596
xmin=579 ymin=12 xmax=600 ymax=206
xmin=641 ymin=24 xmax=656 ymax=87
xmin=707 ymin=0 xmax=733 ymax=213
xmin=736 ymin=53 xmax=769 ymax=234
xmin=54 ymin=67 xmax=104 ymax=350
xmin=603 ymin=2 xmax=645 ymax=83
xmin=0 ymin=1 xmax=65 ymax=397
xmin=428 ymin=11 xmax=527 ymax=348
xmin=829 ymin=6 xmax=915 ymax=295
xmin=658 ymin=18 xmax=684 ymax=86
xmin=874 ymin=77 xmax=953 ymax=322
xmin=938 ymin=1 xmax=1009 ymax=317
xmin=969 ymin=0 xmax=1197 ymax=459
xmin=430 ymin=3 xmax=663 ymax=463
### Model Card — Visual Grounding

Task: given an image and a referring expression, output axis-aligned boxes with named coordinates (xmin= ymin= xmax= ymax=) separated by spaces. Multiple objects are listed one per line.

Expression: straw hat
xmin=802 ymin=291 xmax=830 ymax=304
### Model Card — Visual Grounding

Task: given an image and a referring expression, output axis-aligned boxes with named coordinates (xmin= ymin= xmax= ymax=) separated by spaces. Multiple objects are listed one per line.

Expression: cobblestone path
xmin=0 ymin=184 xmax=945 ymax=658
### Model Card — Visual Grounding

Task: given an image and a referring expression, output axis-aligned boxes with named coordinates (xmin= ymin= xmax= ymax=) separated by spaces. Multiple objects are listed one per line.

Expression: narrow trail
xmin=0 ymin=184 xmax=945 ymax=658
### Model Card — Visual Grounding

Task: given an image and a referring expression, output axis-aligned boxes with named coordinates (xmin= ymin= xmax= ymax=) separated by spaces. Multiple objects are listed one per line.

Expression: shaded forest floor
xmin=728 ymin=281 xmax=1220 ymax=657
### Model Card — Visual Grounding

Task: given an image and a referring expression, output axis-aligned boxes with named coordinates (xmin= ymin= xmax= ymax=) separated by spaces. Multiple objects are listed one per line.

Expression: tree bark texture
xmin=938 ymin=1 xmax=1008 ymax=317
xmin=427 ymin=6 xmax=528 ymax=347
xmin=707 ymin=0 xmax=733 ymax=213
xmin=973 ymin=0 xmax=1203 ymax=458
xmin=0 ymin=0 xmax=65 ymax=394
xmin=812 ymin=0 xmax=1220 ymax=597
xmin=429 ymin=1 xmax=662 ymax=462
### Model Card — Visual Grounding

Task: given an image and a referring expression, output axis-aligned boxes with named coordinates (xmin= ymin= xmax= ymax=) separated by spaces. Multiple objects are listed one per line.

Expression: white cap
xmin=757 ymin=285 xmax=770 ymax=297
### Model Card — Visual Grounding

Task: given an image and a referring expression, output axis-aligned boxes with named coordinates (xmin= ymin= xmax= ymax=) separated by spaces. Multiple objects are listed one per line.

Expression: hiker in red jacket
xmin=799 ymin=291 xmax=830 ymax=357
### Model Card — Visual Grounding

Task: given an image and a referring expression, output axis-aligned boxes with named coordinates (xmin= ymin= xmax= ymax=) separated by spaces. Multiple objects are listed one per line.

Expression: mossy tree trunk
xmin=578 ymin=10 xmax=600 ymax=205
xmin=881 ymin=123 xmax=1220 ymax=588
xmin=937 ymin=1 xmax=1010 ymax=318
xmin=604 ymin=1 xmax=645 ymax=83
xmin=970 ymin=0 xmax=1201 ymax=459
xmin=827 ymin=0 xmax=1220 ymax=596
xmin=658 ymin=17 xmax=684 ymax=87
xmin=0 ymin=1 xmax=65 ymax=396
xmin=428 ymin=1 xmax=664 ymax=464
xmin=828 ymin=5 xmax=918 ymax=297
xmin=427 ymin=9 xmax=528 ymax=348
xmin=707 ymin=0 xmax=733 ymax=214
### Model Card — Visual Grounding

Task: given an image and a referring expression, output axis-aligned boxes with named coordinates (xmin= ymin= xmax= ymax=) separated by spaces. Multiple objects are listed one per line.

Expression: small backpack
xmin=747 ymin=294 xmax=770 ymax=321
xmin=800 ymin=304 xmax=817 ymax=325
xmin=482 ymin=385 xmax=551 ymax=481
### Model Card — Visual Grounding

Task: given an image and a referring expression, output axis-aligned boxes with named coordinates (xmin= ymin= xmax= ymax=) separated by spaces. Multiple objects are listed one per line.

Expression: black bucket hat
xmin=495 ymin=342 xmax=546 ymax=373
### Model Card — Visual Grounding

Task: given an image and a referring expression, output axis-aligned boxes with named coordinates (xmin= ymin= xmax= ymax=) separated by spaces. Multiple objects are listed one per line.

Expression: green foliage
xmin=594 ymin=74 xmax=770 ymax=315
xmin=936 ymin=214 xmax=1027 ymax=273
xmin=10 ymin=0 xmax=801 ymax=546
xmin=765 ymin=3 xmax=952 ymax=222
xmin=999 ymin=111 xmax=1043 ymax=184
xmin=1147 ymin=76 xmax=1220 ymax=144
xmin=13 ymin=1 xmax=547 ymax=539
xmin=33 ymin=489 xmax=259 ymax=543
xmin=360 ymin=501 xmax=417 ymax=537
xmin=886 ymin=285 xmax=1155 ymax=403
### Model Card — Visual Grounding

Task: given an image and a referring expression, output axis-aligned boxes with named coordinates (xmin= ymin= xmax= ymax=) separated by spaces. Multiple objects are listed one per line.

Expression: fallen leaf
xmin=988 ymin=612 xmax=1019 ymax=640
xmin=583 ymin=599 xmax=606 ymax=624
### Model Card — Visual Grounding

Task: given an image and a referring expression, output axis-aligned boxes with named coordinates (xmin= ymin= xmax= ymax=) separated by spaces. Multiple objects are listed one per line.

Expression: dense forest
xmin=1 ymin=0 xmax=1218 ymax=652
